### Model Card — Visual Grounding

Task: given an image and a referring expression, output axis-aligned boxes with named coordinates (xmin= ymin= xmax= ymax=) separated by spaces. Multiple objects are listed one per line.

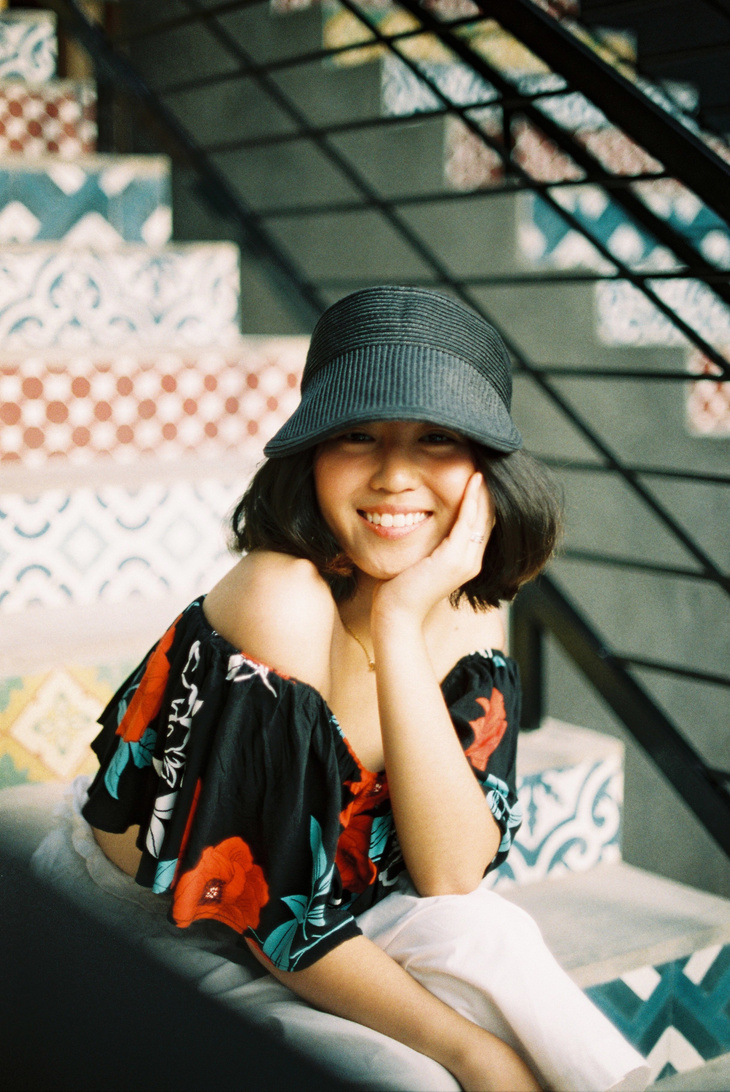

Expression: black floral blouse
xmin=82 ymin=598 xmax=523 ymax=972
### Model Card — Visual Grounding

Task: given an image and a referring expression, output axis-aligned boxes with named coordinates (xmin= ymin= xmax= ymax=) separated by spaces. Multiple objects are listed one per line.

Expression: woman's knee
xmin=387 ymin=887 xmax=543 ymax=960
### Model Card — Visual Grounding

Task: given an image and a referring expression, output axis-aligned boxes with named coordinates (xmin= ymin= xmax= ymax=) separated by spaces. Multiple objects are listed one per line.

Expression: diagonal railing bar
xmin=613 ymin=655 xmax=730 ymax=687
xmin=392 ymin=0 xmax=730 ymax=375
xmin=559 ymin=548 xmax=717 ymax=582
xmin=471 ymin=0 xmax=730 ymax=224
xmin=49 ymin=0 xmax=326 ymax=328
xmin=520 ymin=374 xmax=730 ymax=594
xmin=512 ymin=576 xmax=730 ymax=857
xmin=178 ymin=0 xmax=730 ymax=593
xmin=156 ymin=0 xmax=730 ymax=379
xmin=539 ymin=458 xmax=730 ymax=486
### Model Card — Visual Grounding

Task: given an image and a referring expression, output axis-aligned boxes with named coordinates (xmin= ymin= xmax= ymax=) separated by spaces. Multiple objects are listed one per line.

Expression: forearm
xmin=251 ymin=933 xmax=539 ymax=1092
xmin=372 ymin=610 xmax=499 ymax=895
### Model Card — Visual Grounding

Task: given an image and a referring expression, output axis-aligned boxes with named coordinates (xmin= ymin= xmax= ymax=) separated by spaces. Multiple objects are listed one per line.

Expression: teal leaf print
xmin=258 ymin=815 xmax=340 ymax=971
xmin=153 ymin=858 xmax=177 ymax=893
xmin=104 ymin=738 xmax=130 ymax=800
xmin=369 ymin=814 xmax=392 ymax=863
xmin=130 ymin=726 xmax=156 ymax=768
xmin=282 ymin=894 xmax=309 ymax=922
xmin=310 ymin=816 xmax=329 ymax=885
xmin=262 ymin=917 xmax=300 ymax=967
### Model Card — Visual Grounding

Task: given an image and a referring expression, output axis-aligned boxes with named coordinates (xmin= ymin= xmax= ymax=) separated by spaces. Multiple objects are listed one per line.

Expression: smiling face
xmin=313 ymin=420 xmax=479 ymax=582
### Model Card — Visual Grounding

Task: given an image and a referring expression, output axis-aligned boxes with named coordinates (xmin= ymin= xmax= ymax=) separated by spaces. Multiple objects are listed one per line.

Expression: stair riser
xmin=0 ymin=157 xmax=171 ymax=246
xmin=486 ymin=756 xmax=622 ymax=890
xmin=0 ymin=79 xmax=96 ymax=158
xmin=1 ymin=478 xmax=246 ymax=615
xmin=588 ymin=943 xmax=730 ymax=1083
xmin=0 ymin=340 xmax=307 ymax=466
xmin=0 ymin=12 xmax=57 ymax=83
xmin=0 ymin=245 xmax=241 ymax=349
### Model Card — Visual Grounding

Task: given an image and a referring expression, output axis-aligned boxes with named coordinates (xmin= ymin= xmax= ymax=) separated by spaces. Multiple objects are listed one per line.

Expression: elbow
xmin=413 ymin=872 xmax=484 ymax=898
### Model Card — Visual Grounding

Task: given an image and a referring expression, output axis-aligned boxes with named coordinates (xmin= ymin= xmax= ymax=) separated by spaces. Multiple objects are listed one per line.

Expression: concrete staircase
xmin=1 ymin=5 xmax=728 ymax=1088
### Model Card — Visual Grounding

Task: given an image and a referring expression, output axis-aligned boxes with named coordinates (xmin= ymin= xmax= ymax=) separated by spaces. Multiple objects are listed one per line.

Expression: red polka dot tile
xmin=0 ymin=78 xmax=96 ymax=158
xmin=0 ymin=339 xmax=308 ymax=466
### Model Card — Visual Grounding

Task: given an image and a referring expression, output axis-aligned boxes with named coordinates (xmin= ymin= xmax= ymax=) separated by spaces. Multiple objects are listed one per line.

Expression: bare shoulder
xmin=203 ymin=551 xmax=336 ymax=691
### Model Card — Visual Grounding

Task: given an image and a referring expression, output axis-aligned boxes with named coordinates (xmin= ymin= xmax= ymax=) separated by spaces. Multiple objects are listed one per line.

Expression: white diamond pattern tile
xmin=0 ymin=479 xmax=245 ymax=613
xmin=0 ymin=244 xmax=241 ymax=349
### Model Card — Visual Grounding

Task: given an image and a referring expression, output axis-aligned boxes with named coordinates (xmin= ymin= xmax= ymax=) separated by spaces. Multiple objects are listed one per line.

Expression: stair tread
xmin=650 ymin=1052 xmax=730 ymax=1091
xmin=503 ymin=861 xmax=730 ymax=987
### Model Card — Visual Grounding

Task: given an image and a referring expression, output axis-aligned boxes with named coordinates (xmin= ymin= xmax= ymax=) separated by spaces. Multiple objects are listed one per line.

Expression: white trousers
xmin=31 ymin=778 xmax=649 ymax=1092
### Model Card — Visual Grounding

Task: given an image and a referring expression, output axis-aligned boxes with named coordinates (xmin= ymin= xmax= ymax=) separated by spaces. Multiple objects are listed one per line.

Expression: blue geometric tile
xmin=0 ymin=11 xmax=57 ymax=82
xmin=520 ymin=184 xmax=730 ymax=274
xmin=587 ymin=944 xmax=730 ymax=1080
xmin=0 ymin=157 xmax=172 ymax=245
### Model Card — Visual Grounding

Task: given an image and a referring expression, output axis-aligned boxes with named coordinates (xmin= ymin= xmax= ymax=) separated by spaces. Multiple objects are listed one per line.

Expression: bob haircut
xmin=230 ymin=443 xmax=562 ymax=610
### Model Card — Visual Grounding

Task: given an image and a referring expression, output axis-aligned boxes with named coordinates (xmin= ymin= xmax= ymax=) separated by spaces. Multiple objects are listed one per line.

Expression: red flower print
xmin=466 ymin=690 xmax=508 ymax=772
xmin=172 ymin=837 xmax=269 ymax=933
xmin=117 ymin=621 xmax=178 ymax=742
xmin=336 ymin=811 xmax=377 ymax=894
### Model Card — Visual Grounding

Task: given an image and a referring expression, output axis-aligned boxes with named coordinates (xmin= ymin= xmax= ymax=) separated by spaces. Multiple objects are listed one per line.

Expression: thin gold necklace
xmin=342 ymin=618 xmax=376 ymax=671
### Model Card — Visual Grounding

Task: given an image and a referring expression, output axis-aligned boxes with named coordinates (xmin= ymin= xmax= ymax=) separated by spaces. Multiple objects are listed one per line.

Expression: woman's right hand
xmin=371 ymin=470 xmax=493 ymax=629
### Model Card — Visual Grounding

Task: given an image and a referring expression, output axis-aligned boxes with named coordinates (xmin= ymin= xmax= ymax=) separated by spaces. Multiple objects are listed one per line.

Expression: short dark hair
xmin=230 ymin=446 xmax=562 ymax=609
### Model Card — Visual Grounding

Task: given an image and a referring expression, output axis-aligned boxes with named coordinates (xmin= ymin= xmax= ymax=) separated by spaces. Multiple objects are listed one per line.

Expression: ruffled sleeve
xmin=442 ymin=649 xmax=523 ymax=873
xmin=82 ymin=599 xmax=363 ymax=972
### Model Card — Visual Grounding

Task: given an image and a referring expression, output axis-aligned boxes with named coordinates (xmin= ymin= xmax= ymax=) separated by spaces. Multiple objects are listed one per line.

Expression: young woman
xmin=33 ymin=287 xmax=650 ymax=1091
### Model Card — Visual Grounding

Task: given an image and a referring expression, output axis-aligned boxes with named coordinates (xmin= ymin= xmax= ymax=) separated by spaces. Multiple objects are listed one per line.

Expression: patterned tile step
xmin=651 ymin=1052 xmax=730 ymax=1091
xmin=0 ymin=476 xmax=245 ymax=614
xmin=0 ymin=337 xmax=307 ymax=466
xmin=595 ymin=279 xmax=730 ymax=350
xmin=506 ymin=864 xmax=730 ymax=1082
xmin=485 ymin=719 xmax=622 ymax=891
xmin=0 ymin=243 xmax=241 ymax=349
xmin=588 ymin=944 xmax=730 ymax=1084
xmin=686 ymin=349 xmax=730 ymax=438
xmin=0 ymin=10 xmax=56 ymax=83
xmin=0 ymin=154 xmax=172 ymax=246
xmin=445 ymin=113 xmax=666 ymax=192
xmin=0 ymin=78 xmax=96 ymax=158
xmin=518 ymin=183 xmax=730 ymax=274
xmin=0 ymin=662 xmax=127 ymax=787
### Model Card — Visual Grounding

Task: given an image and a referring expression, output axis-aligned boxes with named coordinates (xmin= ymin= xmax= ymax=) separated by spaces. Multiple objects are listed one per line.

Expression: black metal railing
xmin=51 ymin=0 xmax=730 ymax=859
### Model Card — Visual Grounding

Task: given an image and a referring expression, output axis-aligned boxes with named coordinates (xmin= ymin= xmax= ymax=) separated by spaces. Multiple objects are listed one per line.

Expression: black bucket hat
xmin=263 ymin=285 xmax=523 ymax=457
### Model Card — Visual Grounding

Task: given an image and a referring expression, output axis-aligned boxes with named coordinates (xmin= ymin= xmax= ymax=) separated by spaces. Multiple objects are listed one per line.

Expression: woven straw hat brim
xmin=264 ymin=344 xmax=523 ymax=457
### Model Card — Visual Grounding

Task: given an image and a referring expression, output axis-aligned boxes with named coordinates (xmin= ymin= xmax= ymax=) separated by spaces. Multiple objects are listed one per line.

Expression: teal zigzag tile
xmin=0 ymin=157 xmax=171 ymax=246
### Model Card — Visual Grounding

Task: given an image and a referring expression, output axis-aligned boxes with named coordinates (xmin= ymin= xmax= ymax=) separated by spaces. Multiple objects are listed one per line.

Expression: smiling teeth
xmin=365 ymin=511 xmax=427 ymax=527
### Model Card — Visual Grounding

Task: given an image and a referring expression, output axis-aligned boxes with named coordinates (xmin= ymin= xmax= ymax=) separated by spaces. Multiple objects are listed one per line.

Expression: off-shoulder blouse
xmin=82 ymin=597 xmax=523 ymax=971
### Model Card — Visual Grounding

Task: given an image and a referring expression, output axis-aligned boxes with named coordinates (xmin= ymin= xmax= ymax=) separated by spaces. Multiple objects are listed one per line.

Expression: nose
xmin=368 ymin=442 xmax=419 ymax=493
